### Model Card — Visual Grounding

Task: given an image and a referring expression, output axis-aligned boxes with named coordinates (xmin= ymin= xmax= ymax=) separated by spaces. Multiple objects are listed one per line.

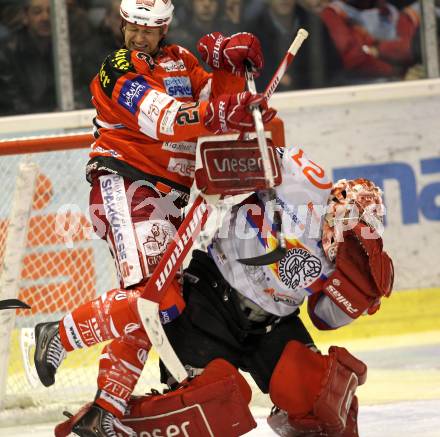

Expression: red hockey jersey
xmin=89 ymin=44 xmax=245 ymax=191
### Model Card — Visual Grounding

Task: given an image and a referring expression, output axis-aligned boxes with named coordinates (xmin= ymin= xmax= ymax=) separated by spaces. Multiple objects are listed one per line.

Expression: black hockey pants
xmin=162 ymin=250 xmax=315 ymax=393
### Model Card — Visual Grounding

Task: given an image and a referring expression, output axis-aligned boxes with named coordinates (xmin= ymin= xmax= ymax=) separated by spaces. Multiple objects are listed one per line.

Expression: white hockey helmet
xmin=120 ymin=0 xmax=174 ymax=27
xmin=321 ymin=178 xmax=384 ymax=261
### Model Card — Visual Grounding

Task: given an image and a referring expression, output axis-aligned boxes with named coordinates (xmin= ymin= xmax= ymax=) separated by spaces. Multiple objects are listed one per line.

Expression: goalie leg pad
xmin=124 ymin=359 xmax=256 ymax=437
xmin=313 ymin=347 xmax=366 ymax=434
xmin=269 ymin=341 xmax=367 ymax=435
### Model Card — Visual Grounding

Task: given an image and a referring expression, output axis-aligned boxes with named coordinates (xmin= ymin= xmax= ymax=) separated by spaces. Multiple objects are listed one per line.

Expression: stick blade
xmin=0 ymin=299 xmax=31 ymax=310
xmin=237 ymin=245 xmax=287 ymax=266
xmin=137 ymin=297 xmax=188 ymax=383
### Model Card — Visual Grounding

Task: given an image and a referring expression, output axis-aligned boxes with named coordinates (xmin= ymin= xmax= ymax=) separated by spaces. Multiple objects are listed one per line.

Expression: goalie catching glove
xmin=198 ymin=32 xmax=264 ymax=77
xmin=204 ymin=92 xmax=277 ymax=134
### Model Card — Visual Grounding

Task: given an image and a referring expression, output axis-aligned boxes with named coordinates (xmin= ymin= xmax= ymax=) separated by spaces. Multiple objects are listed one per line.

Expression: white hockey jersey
xmin=209 ymin=144 xmax=353 ymax=328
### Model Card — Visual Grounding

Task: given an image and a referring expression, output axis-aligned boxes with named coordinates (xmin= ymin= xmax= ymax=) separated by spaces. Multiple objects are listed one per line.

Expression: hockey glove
xmin=204 ymin=92 xmax=277 ymax=134
xmin=322 ymin=222 xmax=394 ymax=319
xmin=197 ymin=32 xmax=264 ymax=77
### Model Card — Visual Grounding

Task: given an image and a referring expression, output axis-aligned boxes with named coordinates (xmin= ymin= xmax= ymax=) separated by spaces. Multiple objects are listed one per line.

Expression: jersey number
xmin=176 ymin=102 xmax=200 ymax=126
xmin=291 ymin=149 xmax=332 ymax=189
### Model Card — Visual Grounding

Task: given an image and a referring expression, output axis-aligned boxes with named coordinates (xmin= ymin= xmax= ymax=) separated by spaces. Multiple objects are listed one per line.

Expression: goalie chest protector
xmin=209 ymin=144 xmax=336 ymax=317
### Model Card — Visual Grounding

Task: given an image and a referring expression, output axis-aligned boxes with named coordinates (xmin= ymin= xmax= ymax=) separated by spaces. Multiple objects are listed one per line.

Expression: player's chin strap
xmin=236 ymin=61 xmax=287 ymax=266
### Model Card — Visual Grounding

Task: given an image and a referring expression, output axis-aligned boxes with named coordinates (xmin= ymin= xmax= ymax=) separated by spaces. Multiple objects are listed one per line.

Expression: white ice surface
xmin=2 ymin=400 xmax=440 ymax=437
xmin=2 ymin=334 xmax=440 ymax=436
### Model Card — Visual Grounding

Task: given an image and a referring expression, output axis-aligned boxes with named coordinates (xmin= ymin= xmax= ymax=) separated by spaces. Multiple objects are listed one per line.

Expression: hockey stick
xmin=137 ymin=30 xmax=310 ymax=378
xmin=237 ymin=29 xmax=309 ymax=266
xmin=0 ymin=299 xmax=30 ymax=310
xmin=137 ymin=194 xmax=218 ymax=382
xmin=237 ymin=63 xmax=287 ymax=266
xmin=264 ymin=28 xmax=309 ymax=101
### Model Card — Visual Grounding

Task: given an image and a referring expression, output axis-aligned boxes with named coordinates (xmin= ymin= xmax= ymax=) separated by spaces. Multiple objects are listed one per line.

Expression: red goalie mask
xmin=322 ymin=178 xmax=384 ymax=261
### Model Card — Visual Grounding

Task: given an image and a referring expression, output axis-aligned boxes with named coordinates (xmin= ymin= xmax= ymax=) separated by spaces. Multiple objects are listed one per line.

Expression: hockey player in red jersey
xmin=33 ymin=0 xmax=276 ymax=435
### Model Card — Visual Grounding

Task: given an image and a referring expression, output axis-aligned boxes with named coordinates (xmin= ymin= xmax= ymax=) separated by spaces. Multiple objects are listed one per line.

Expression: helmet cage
xmin=322 ymin=178 xmax=384 ymax=261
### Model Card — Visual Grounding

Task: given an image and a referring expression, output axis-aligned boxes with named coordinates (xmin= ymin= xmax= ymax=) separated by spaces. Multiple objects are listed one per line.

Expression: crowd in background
xmin=0 ymin=0 xmax=438 ymax=116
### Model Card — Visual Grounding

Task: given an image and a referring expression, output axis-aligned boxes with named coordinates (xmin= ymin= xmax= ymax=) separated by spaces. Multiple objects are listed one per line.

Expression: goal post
xmin=0 ymin=160 xmax=38 ymax=409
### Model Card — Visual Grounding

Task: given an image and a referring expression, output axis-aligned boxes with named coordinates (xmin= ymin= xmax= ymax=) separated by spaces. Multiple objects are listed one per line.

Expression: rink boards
xmin=271 ymin=79 xmax=440 ymax=291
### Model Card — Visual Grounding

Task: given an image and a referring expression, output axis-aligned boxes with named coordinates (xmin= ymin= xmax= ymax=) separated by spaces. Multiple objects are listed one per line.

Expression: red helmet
xmin=322 ymin=178 xmax=384 ymax=261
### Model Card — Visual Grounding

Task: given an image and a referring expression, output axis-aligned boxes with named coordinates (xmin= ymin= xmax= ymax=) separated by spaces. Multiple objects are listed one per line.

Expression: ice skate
xmin=34 ymin=321 xmax=66 ymax=387
xmin=267 ymin=407 xmax=327 ymax=436
xmin=71 ymin=404 xmax=134 ymax=437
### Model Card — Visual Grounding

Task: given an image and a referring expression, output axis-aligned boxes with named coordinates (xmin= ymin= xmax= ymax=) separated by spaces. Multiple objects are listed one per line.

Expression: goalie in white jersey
xmin=158 ymin=142 xmax=395 ymax=437
xmin=53 ymin=142 xmax=394 ymax=437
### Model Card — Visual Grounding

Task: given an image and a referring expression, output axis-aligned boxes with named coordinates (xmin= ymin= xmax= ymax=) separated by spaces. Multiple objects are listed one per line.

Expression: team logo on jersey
xmin=163 ymin=76 xmax=192 ymax=97
xmin=118 ymin=76 xmax=150 ymax=114
xmin=160 ymin=59 xmax=186 ymax=72
xmin=278 ymin=248 xmax=322 ymax=290
xmin=142 ymin=221 xmax=172 ymax=256
xmin=110 ymin=49 xmax=132 ymax=72
xmin=167 ymin=158 xmax=195 ymax=178
xmin=135 ymin=220 xmax=175 ymax=275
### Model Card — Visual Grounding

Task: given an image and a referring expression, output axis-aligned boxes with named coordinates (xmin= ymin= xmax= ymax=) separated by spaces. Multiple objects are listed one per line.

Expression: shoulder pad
xmin=98 ymin=49 xmax=134 ymax=98
xmin=108 ymin=48 xmax=135 ymax=72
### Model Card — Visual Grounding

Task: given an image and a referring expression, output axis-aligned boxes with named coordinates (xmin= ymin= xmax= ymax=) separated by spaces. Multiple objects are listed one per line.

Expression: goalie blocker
xmin=55 ymin=359 xmax=256 ymax=437
xmin=195 ymin=117 xmax=285 ymax=196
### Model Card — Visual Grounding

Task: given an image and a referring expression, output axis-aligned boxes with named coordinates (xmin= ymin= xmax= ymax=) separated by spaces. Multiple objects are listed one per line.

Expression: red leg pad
xmin=314 ymin=346 xmax=367 ymax=434
xmin=270 ymin=341 xmax=328 ymax=417
xmin=269 ymin=341 xmax=367 ymax=435
xmin=124 ymin=358 xmax=256 ymax=437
